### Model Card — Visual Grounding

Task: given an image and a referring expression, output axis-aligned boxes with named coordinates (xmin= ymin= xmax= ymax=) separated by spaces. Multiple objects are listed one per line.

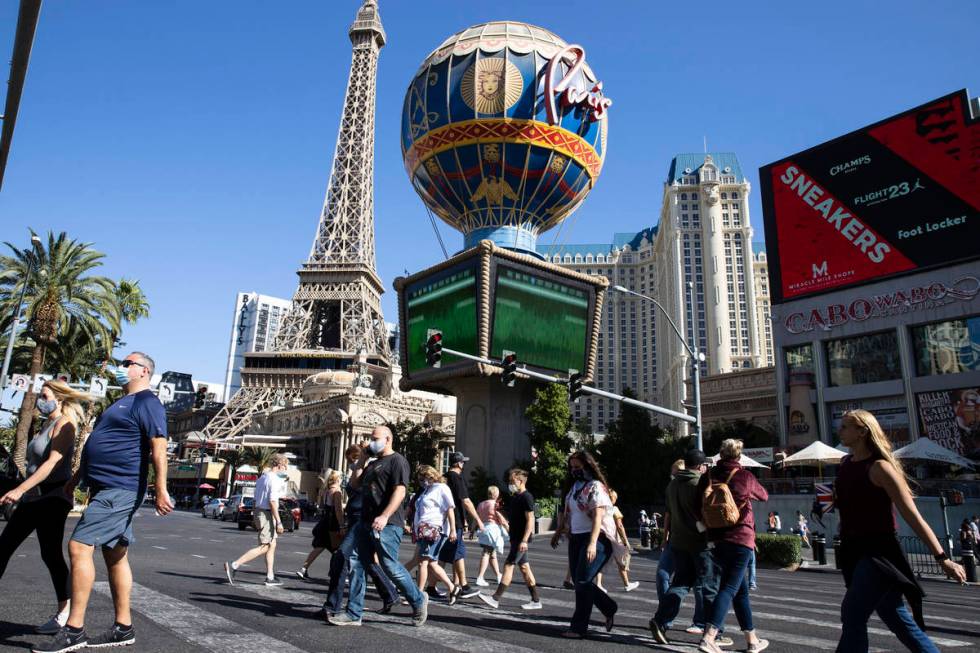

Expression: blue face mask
xmin=368 ymin=439 xmax=385 ymax=455
xmin=36 ymin=398 xmax=57 ymax=416
xmin=109 ymin=366 xmax=131 ymax=386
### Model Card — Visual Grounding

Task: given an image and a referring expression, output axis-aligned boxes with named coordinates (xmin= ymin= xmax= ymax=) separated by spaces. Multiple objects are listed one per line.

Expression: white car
xmin=202 ymin=498 xmax=227 ymax=519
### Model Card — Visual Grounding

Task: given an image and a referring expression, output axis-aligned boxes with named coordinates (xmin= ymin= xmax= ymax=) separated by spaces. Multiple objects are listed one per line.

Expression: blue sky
xmin=1 ymin=1 xmax=977 ymax=386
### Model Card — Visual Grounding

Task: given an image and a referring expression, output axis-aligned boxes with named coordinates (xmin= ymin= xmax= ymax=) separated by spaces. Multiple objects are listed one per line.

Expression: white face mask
xmin=507 ymin=483 xmax=519 ymax=494
xmin=368 ymin=438 xmax=385 ymax=455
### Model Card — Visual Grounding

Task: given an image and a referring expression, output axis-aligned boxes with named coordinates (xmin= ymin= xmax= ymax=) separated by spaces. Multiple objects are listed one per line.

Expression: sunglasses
xmin=120 ymin=360 xmax=146 ymax=369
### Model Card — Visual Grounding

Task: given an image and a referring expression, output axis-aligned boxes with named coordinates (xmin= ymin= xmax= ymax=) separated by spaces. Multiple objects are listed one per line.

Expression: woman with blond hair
xmin=412 ymin=465 xmax=461 ymax=604
xmin=296 ymin=470 xmax=344 ymax=579
xmin=835 ymin=409 xmax=965 ymax=652
xmin=0 ymin=379 xmax=88 ymax=634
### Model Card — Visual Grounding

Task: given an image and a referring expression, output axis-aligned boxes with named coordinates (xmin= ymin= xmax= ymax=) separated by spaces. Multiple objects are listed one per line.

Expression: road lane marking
xmin=192 ymin=554 xmax=207 ymax=559
xmin=93 ymin=581 xmax=308 ymax=653
xmin=152 ymin=546 xmax=167 ymax=550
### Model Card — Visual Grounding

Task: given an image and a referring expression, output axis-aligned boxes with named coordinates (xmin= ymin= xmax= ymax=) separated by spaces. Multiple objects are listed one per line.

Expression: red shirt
xmin=697 ymin=460 xmax=769 ymax=549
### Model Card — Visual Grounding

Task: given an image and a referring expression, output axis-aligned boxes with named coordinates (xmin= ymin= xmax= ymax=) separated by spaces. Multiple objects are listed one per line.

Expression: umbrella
xmin=708 ymin=453 xmax=770 ymax=469
xmin=198 ymin=483 xmax=216 ymax=490
xmin=893 ymin=438 xmax=975 ymax=469
xmin=780 ymin=440 xmax=847 ymax=477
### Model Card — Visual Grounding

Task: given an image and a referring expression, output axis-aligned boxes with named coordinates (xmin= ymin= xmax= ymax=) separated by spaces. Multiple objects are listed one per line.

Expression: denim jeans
xmin=656 ymin=544 xmax=675 ymax=600
xmin=568 ymin=533 xmax=618 ymax=635
xmin=654 ymin=547 xmax=718 ymax=629
xmin=346 ymin=523 xmax=423 ymax=620
xmin=837 ymin=557 xmax=939 ymax=653
xmin=747 ymin=548 xmax=757 ymax=587
xmin=707 ymin=541 xmax=755 ymax=632
xmin=324 ymin=521 xmax=396 ymax=614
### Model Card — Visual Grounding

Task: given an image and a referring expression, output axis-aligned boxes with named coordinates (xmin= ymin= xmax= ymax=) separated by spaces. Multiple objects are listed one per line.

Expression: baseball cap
xmin=449 ymin=451 xmax=470 ymax=465
xmin=683 ymin=449 xmax=707 ymax=468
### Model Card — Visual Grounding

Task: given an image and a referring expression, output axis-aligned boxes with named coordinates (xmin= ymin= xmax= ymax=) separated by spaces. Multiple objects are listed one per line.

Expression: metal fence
xmin=898 ymin=535 xmax=946 ymax=578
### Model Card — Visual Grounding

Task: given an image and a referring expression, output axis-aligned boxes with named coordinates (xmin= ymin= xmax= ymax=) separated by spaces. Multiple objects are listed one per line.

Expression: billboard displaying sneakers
xmin=760 ymin=89 xmax=979 ymax=303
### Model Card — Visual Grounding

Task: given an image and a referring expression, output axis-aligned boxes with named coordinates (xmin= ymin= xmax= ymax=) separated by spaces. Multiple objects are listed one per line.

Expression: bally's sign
xmin=784 ymin=275 xmax=979 ymax=334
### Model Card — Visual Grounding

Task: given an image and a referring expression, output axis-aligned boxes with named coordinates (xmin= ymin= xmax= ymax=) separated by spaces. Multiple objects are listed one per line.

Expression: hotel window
xmin=912 ymin=315 xmax=980 ymax=376
xmin=826 ymin=331 xmax=901 ymax=387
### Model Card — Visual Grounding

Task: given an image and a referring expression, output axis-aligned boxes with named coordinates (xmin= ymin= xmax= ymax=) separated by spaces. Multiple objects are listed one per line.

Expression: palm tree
xmin=106 ymin=278 xmax=150 ymax=357
xmin=242 ymin=446 xmax=277 ymax=473
xmin=218 ymin=447 xmax=247 ymax=497
xmin=0 ymin=231 xmax=118 ymax=472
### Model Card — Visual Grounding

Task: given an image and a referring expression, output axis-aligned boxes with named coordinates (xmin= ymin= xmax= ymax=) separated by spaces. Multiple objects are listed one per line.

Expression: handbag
xmin=416 ymin=522 xmax=442 ymax=543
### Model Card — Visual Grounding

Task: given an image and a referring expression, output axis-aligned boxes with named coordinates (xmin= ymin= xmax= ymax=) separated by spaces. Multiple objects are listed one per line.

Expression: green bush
xmin=535 ymin=497 xmax=559 ymax=519
xmin=756 ymin=533 xmax=802 ymax=567
xmin=650 ymin=527 xmax=665 ymax=548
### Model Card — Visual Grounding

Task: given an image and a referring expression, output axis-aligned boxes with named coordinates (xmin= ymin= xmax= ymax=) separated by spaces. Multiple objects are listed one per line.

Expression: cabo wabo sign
xmin=784 ymin=275 xmax=979 ymax=334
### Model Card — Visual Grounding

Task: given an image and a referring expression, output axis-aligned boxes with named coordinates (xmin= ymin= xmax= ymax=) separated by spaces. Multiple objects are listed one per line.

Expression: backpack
xmin=702 ymin=468 xmax=742 ymax=529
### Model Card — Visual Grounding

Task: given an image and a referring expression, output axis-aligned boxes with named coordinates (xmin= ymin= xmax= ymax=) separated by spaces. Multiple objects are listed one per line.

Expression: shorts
xmin=254 ymin=509 xmax=278 ymax=545
xmin=481 ymin=544 xmax=497 ymax=555
xmin=417 ymin=534 xmax=447 ymax=561
xmin=438 ymin=527 xmax=466 ymax=563
xmin=505 ymin=539 xmax=529 ymax=566
xmin=71 ymin=487 xmax=141 ymax=549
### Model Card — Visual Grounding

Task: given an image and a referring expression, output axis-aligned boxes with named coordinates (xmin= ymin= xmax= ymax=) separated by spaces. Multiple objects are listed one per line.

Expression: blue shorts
xmin=71 ymin=487 xmax=142 ymax=549
xmin=417 ymin=534 xmax=447 ymax=561
xmin=438 ymin=527 xmax=466 ymax=562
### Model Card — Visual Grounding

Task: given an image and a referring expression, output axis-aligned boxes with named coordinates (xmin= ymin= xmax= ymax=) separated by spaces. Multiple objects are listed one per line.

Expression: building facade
xmin=222 ymin=292 xmax=292 ymax=400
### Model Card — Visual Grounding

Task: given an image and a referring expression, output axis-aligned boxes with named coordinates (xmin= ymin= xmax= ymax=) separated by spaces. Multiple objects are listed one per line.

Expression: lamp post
xmin=612 ymin=282 xmax=705 ymax=451
xmin=1 ymin=234 xmax=42 ymax=388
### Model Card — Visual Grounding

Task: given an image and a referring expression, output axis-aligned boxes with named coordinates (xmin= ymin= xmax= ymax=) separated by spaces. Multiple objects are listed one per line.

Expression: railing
xmin=898 ymin=535 xmax=946 ymax=578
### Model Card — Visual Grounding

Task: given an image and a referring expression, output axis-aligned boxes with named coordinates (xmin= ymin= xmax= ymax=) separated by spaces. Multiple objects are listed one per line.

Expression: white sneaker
xmin=475 ymin=577 xmax=489 ymax=587
xmin=477 ymin=593 xmax=499 ymax=609
xmin=685 ymin=624 xmax=705 ymax=635
xmin=625 ymin=581 xmax=640 ymax=592
xmin=35 ymin=612 xmax=68 ymax=635
xmin=521 ymin=600 xmax=542 ymax=610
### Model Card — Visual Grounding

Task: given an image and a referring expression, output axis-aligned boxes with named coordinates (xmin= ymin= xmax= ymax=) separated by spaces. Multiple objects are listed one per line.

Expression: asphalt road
xmin=2 ymin=507 xmax=979 ymax=652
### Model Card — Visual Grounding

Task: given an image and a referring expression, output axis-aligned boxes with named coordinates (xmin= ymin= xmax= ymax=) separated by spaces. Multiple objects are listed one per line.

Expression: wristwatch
xmin=934 ymin=551 xmax=949 ymax=562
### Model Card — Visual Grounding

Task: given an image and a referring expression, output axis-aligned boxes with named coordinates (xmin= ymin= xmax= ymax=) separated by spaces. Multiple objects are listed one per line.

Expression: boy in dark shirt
xmin=478 ymin=468 xmax=542 ymax=610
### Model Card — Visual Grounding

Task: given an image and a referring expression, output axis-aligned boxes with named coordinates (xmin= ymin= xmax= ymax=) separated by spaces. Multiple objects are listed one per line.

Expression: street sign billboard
xmin=158 ymin=382 xmax=176 ymax=403
xmin=88 ymin=377 xmax=108 ymax=398
xmin=10 ymin=374 xmax=30 ymax=392
xmin=760 ymin=89 xmax=979 ymax=304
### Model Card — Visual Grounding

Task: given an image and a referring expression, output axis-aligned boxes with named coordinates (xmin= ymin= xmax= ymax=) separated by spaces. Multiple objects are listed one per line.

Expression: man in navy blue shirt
xmin=35 ymin=352 xmax=172 ymax=653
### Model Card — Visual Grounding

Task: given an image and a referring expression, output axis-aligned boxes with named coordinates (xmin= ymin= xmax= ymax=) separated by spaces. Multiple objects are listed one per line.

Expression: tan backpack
xmin=702 ymin=468 xmax=742 ymax=529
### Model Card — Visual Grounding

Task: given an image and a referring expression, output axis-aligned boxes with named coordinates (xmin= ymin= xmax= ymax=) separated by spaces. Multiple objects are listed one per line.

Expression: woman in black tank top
xmin=834 ymin=409 xmax=965 ymax=652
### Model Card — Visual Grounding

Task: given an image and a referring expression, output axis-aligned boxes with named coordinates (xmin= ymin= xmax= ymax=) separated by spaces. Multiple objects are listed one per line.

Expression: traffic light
xmin=194 ymin=385 xmax=208 ymax=408
xmin=567 ymin=371 xmax=583 ymax=403
xmin=425 ymin=329 xmax=443 ymax=367
xmin=501 ymin=350 xmax=517 ymax=387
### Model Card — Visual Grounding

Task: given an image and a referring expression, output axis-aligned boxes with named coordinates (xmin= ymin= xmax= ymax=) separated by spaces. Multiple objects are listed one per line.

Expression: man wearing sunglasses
xmin=35 ymin=352 xmax=172 ymax=653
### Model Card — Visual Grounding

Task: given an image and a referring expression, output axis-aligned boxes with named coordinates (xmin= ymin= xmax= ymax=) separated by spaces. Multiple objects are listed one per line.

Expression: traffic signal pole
xmin=436 ymin=345 xmax=697 ymax=426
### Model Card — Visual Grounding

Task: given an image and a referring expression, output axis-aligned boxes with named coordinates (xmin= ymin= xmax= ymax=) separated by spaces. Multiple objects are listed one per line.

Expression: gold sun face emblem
xmin=550 ymin=155 xmax=567 ymax=174
xmin=461 ymin=57 xmax=523 ymax=115
xmin=482 ymin=144 xmax=500 ymax=163
xmin=424 ymin=158 xmax=440 ymax=177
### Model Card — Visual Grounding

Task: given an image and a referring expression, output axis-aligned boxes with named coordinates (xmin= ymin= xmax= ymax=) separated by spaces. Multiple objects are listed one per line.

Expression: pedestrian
xmin=412 ymin=465 xmax=462 ymax=603
xmin=648 ymin=449 xmax=727 ymax=646
xmin=656 ymin=459 xmax=685 ymax=612
xmin=552 ymin=451 xmax=622 ymax=639
xmin=322 ymin=443 xmax=397 ymax=619
xmin=35 ymin=352 xmax=173 ymax=653
xmin=296 ymin=470 xmax=344 ymax=579
xmin=434 ymin=451 xmax=484 ymax=599
xmin=835 ymin=409 xmax=966 ymax=652
xmin=595 ymin=489 xmax=639 ymax=593
xmin=224 ymin=453 xmax=289 ymax=587
xmin=638 ymin=510 xmax=652 ymax=548
xmin=329 ymin=426 xmax=428 ymax=627
xmin=969 ymin=515 xmax=980 ymax=549
xmin=475 ymin=486 xmax=505 ymax=586
xmin=796 ymin=511 xmax=811 ymax=548
xmin=0 ymin=381 xmax=88 ymax=635
xmin=696 ymin=438 xmax=770 ymax=653
xmin=959 ymin=519 xmax=976 ymax=556
xmin=479 ymin=468 xmax=542 ymax=611
xmin=766 ymin=512 xmax=777 ymax=534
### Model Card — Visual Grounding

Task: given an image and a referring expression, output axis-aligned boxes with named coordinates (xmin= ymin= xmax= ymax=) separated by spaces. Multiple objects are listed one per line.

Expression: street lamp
xmin=1 ymin=233 xmax=42 ymax=388
xmin=612 ymin=281 xmax=706 ymax=451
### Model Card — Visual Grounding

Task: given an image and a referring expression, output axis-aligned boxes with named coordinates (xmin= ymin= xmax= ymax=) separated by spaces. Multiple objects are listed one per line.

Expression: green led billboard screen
xmin=490 ymin=264 xmax=590 ymax=373
xmin=405 ymin=261 xmax=479 ymax=374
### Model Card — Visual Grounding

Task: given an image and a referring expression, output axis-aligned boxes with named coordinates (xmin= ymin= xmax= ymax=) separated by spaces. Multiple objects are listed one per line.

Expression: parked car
xmin=280 ymin=497 xmax=302 ymax=529
xmin=228 ymin=495 xmax=297 ymax=532
xmin=202 ymin=498 xmax=227 ymax=519
xmin=221 ymin=495 xmax=253 ymax=524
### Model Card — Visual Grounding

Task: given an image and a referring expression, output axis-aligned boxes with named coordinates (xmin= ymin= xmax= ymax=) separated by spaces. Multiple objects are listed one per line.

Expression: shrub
xmin=756 ymin=533 xmax=802 ymax=568
xmin=535 ymin=497 xmax=559 ymax=518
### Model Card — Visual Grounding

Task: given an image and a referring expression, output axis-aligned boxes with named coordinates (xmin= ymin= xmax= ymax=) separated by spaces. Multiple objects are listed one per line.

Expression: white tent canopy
xmin=893 ymin=438 xmax=975 ymax=469
xmin=708 ymin=453 xmax=770 ymax=469
xmin=780 ymin=440 xmax=847 ymax=467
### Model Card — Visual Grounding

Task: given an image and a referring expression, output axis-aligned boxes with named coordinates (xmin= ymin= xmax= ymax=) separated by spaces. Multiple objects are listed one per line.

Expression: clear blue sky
xmin=1 ymin=1 xmax=977 ymax=386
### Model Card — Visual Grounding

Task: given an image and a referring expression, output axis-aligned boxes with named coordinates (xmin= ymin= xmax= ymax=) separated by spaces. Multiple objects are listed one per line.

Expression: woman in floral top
xmin=551 ymin=451 xmax=626 ymax=638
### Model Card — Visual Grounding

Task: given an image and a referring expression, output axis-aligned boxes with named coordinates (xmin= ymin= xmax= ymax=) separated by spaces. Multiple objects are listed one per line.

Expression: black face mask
xmin=570 ymin=469 xmax=586 ymax=481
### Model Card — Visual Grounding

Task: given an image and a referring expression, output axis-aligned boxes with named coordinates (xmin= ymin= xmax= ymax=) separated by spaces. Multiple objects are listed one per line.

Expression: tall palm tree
xmin=218 ymin=447 xmax=247 ymax=498
xmin=0 ymin=231 xmax=118 ymax=472
xmin=242 ymin=446 xmax=277 ymax=473
xmin=106 ymin=278 xmax=150 ymax=356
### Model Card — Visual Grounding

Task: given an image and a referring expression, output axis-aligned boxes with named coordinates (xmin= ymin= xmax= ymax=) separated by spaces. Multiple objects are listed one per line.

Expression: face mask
xmin=36 ymin=398 xmax=57 ymax=416
xmin=507 ymin=483 xmax=518 ymax=494
xmin=109 ymin=366 xmax=131 ymax=386
xmin=277 ymin=472 xmax=288 ymax=479
xmin=368 ymin=438 xmax=385 ymax=455
xmin=571 ymin=469 xmax=585 ymax=481
xmin=422 ymin=480 xmax=433 ymax=488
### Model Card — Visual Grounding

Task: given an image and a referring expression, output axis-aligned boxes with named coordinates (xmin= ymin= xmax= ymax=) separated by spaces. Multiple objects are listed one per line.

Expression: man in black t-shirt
xmin=327 ymin=426 xmax=428 ymax=627
xmin=436 ymin=452 xmax=485 ymax=599
xmin=478 ymin=468 xmax=542 ymax=610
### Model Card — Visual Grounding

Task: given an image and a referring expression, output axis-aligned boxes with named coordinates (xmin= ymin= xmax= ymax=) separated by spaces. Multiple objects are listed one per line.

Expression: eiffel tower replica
xmin=205 ymin=0 xmax=391 ymax=441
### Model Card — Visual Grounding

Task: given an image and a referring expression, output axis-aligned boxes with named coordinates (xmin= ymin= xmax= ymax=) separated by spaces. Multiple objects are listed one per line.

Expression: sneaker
xmin=625 ymin=581 xmax=640 ymax=592
xmin=295 ymin=568 xmax=309 ymax=580
xmin=475 ymin=577 xmax=489 ymax=587
xmin=377 ymin=601 xmax=396 ymax=615
xmin=412 ymin=593 xmax=429 ymax=627
xmin=223 ymin=561 xmax=237 ymax=585
xmin=747 ymin=639 xmax=769 ymax=653
xmin=425 ymin=586 xmax=446 ymax=600
xmin=459 ymin=584 xmax=481 ymax=599
xmin=327 ymin=614 xmax=362 ymax=627
xmin=717 ymin=635 xmax=735 ymax=647
xmin=520 ymin=600 xmax=542 ymax=610
xmin=698 ymin=639 xmax=724 ymax=653
xmin=35 ymin=612 xmax=69 ymax=635
xmin=87 ymin=624 xmax=136 ymax=648
xmin=31 ymin=627 xmax=87 ymax=653
xmin=648 ymin=619 xmax=669 ymax=645
xmin=264 ymin=577 xmax=283 ymax=587
xmin=477 ymin=592 xmax=499 ymax=609
xmin=749 ymin=583 xmax=758 ymax=591
xmin=448 ymin=585 xmax=462 ymax=606
xmin=685 ymin=625 xmax=705 ymax=635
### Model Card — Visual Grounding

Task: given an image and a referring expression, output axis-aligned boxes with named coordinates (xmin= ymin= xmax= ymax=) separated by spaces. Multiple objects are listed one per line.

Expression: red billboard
xmin=760 ymin=90 xmax=980 ymax=304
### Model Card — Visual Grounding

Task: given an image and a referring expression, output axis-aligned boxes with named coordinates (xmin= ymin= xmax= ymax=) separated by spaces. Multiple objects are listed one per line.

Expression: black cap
xmin=449 ymin=452 xmax=469 ymax=465
xmin=683 ymin=449 xmax=707 ymax=468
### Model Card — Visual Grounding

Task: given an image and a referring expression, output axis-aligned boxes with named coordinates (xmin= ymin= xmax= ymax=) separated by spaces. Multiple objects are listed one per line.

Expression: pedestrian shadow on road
xmin=0 ymin=621 xmax=38 ymax=650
